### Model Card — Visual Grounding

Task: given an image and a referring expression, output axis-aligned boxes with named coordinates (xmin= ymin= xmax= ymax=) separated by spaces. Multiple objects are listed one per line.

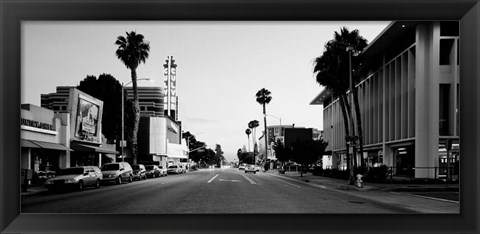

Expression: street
xmin=22 ymin=168 xmax=423 ymax=214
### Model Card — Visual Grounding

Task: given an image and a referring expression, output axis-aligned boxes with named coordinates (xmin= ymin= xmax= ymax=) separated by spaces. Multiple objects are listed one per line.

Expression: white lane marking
xmin=266 ymin=175 xmax=301 ymax=188
xmin=207 ymin=174 xmax=219 ymax=183
xmin=219 ymin=179 xmax=241 ymax=182
xmin=240 ymin=174 xmax=257 ymax=184
xmin=161 ymin=175 xmax=190 ymax=184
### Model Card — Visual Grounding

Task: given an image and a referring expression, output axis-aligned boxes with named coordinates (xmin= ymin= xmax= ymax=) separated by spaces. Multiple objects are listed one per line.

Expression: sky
xmin=22 ymin=21 xmax=390 ymax=162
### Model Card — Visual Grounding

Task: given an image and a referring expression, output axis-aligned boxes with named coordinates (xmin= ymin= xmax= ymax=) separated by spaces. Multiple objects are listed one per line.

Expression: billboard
xmin=69 ymin=88 xmax=103 ymax=144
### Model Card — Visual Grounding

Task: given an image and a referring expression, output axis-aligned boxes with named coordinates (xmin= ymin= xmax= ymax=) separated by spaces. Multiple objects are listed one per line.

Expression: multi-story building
xmin=310 ymin=21 xmax=460 ymax=179
xmin=43 ymin=86 xmax=165 ymax=117
xmin=124 ymin=86 xmax=165 ymax=117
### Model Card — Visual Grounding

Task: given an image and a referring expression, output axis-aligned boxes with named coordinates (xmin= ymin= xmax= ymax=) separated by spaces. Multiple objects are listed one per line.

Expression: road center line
xmin=240 ymin=174 xmax=257 ymax=184
xmin=266 ymin=175 xmax=301 ymax=188
xmin=161 ymin=176 xmax=189 ymax=184
xmin=207 ymin=174 xmax=219 ymax=183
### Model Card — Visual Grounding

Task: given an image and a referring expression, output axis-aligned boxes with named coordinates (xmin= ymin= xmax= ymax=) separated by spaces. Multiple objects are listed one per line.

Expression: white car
xmin=238 ymin=163 xmax=246 ymax=170
xmin=45 ymin=166 xmax=102 ymax=191
xmin=245 ymin=164 xmax=256 ymax=174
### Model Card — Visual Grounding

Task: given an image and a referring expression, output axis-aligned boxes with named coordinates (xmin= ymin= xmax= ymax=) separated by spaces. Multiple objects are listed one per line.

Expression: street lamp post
xmin=346 ymin=46 xmax=356 ymax=185
xmin=121 ymin=78 xmax=152 ymax=162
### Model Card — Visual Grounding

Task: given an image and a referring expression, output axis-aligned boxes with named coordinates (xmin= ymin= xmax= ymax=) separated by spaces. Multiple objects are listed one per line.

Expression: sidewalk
xmin=264 ymin=169 xmax=459 ymax=192
xmin=263 ymin=169 xmax=459 ymax=213
xmin=21 ymin=184 xmax=49 ymax=199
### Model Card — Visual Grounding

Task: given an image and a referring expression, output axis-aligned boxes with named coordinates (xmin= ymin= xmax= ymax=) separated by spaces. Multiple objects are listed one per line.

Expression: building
xmin=259 ymin=125 xmax=320 ymax=162
xmin=43 ymin=86 xmax=165 ymax=117
xmin=21 ymin=88 xmax=118 ymax=179
xmin=124 ymin=86 xmax=165 ymax=117
xmin=310 ymin=21 xmax=460 ymax=179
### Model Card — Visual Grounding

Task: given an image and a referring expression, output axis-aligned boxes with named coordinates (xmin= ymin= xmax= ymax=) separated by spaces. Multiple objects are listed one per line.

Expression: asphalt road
xmin=22 ymin=168 xmax=418 ymax=214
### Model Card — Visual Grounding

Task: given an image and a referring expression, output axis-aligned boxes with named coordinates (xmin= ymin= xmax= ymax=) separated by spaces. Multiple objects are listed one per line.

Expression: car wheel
xmin=95 ymin=179 xmax=100 ymax=188
xmin=78 ymin=181 xmax=84 ymax=191
xmin=117 ymin=176 xmax=122 ymax=185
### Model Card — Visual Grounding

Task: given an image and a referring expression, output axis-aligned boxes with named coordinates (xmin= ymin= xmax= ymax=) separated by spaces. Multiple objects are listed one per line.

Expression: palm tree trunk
xmin=345 ymin=96 xmax=357 ymax=168
xmin=339 ymin=96 xmax=350 ymax=171
xmin=353 ymin=87 xmax=365 ymax=168
xmin=131 ymin=68 xmax=140 ymax=165
xmin=263 ymin=103 xmax=268 ymax=166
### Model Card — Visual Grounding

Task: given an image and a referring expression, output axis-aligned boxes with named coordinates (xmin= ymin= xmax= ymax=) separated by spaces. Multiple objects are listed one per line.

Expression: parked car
xmin=167 ymin=165 xmax=182 ymax=174
xmin=145 ymin=165 xmax=161 ymax=178
xmin=132 ymin=164 xmax=147 ymax=181
xmin=44 ymin=166 xmax=102 ymax=191
xmin=100 ymin=162 xmax=133 ymax=184
xmin=238 ymin=163 xmax=247 ymax=170
xmin=158 ymin=165 xmax=167 ymax=176
xmin=245 ymin=164 xmax=257 ymax=174
xmin=179 ymin=165 xmax=187 ymax=173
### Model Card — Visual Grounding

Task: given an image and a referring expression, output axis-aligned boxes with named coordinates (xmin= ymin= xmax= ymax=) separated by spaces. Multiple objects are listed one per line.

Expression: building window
xmin=440 ymin=21 xmax=459 ymax=36
xmin=439 ymin=84 xmax=450 ymax=136
xmin=440 ymin=39 xmax=455 ymax=65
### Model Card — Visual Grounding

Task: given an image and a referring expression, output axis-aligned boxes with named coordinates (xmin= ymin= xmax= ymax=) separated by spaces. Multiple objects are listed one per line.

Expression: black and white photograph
xmin=19 ymin=20 xmax=461 ymax=214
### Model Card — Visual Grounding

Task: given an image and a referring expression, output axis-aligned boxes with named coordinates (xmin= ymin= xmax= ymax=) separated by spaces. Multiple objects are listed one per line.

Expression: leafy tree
xmin=77 ymin=74 xmax=135 ymax=145
xmin=313 ymin=27 xmax=367 ymax=183
xmin=291 ymin=139 xmax=328 ymax=177
xmin=115 ymin=31 xmax=151 ymax=164
xmin=272 ymin=139 xmax=292 ymax=167
xmin=256 ymin=88 xmax=272 ymax=164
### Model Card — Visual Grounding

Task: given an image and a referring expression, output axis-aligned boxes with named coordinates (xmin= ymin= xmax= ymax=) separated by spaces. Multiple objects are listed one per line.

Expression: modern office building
xmin=310 ymin=21 xmax=460 ymax=179
xmin=124 ymin=86 xmax=165 ymax=117
xmin=43 ymin=86 xmax=165 ymax=117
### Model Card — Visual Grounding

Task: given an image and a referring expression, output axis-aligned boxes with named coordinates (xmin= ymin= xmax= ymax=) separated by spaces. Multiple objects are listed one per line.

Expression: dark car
xmin=145 ymin=165 xmax=161 ymax=178
xmin=132 ymin=164 xmax=147 ymax=181
xmin=45 ymin=166 xmax=102 ymax=191
xmin=100 ymin=162 xmax=133 ymax=185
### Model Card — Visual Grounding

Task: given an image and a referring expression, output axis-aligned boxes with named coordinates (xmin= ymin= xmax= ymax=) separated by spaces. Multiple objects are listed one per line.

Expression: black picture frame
xmin=1 ymin=0 xmax=479 ymax=233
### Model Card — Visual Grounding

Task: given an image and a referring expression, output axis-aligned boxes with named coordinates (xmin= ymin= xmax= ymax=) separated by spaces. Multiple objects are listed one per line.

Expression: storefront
xmin=20 ymin=104 xmax=72 ymax=183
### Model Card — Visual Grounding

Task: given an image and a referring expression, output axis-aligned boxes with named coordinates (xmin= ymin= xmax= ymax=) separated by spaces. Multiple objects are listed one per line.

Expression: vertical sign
xmin=163 ymin=56 xmax=178 ymax=120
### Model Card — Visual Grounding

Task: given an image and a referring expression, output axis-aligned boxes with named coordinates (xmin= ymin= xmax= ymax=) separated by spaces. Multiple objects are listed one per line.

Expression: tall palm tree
xmin=115 ymin=31 xmax=150 ymax=164
xmin=256 ymin=88 xmax=272 ymax=164
xmin=313 ymin=27 xmax=367 ymax=184
xmin=245 ymin=128 xmax=251 ymax=152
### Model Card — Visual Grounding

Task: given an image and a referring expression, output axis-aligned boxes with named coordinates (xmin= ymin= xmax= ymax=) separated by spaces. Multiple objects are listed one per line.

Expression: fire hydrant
xmin=355 ymin=174 xmax=363 ymax=188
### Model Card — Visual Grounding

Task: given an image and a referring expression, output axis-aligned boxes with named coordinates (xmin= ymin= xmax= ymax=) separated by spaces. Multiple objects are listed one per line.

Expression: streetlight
xmin=121 ymin=78 xmax=152 ymax=162
xmin=346 ymin=46 xmax=357 ymax=185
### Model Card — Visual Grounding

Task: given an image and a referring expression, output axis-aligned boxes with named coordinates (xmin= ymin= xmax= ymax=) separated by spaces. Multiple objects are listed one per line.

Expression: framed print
xmin=1 ymin=0 xmax=479 ymax=233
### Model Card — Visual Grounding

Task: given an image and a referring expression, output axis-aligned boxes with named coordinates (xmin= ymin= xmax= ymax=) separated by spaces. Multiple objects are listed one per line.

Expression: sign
xmin=20 ymin=118 xmax=55 ymax=131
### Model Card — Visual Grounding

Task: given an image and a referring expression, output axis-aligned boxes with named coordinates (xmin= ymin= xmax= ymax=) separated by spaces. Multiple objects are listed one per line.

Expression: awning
xmin=21 ymin=139 xmax=40 ymax=148
xmin=22 ymin=139 xmax=72 ymax=151
xmin=70 ymin=143 xmax=119 ymax=154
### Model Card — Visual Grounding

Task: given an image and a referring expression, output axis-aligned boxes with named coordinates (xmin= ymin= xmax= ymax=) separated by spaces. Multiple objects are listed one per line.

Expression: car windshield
xmin=158 ymin=166 xmax=163 ymax=169
xmin=168 ymin=166 xmax=178 ymax=168
xmin=57 ymin=168 xmax=84 ymax=175
xmin=145 ymin=165 xmax=154 ymax=170
xmin=101 ymin=164 xmax=119 ymax=170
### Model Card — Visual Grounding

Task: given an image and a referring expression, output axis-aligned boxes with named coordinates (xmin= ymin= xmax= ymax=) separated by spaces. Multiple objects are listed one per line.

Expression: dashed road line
xmin=161 ymin=175 xmax=190 ymax=184
xmin=240 ymin=174 xmax=257 ymax=184
xmin=207 ymin=174 xmax=219 ymax=183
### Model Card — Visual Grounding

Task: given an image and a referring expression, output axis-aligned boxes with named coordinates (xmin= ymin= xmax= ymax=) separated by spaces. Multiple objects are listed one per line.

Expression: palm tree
xmin=115 ymin=31 xmax=150 ymax=164
xmin=313 ymin=27 xmax=367 ymax=184
xmin=245 ymin=128 xmax=252 ymax=152
xmin=256 ymin=88 xmax=272 ymax=164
